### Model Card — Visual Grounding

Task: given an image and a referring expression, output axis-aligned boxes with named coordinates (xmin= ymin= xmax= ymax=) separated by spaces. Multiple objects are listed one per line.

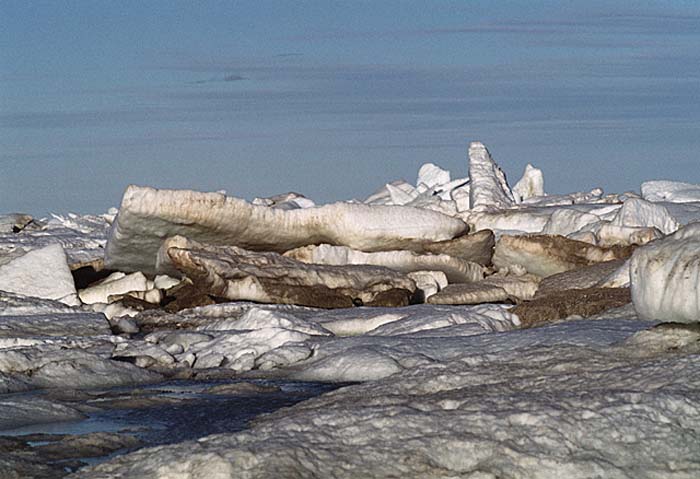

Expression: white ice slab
xmin=105 ymin=186 xmax=468 ymax=273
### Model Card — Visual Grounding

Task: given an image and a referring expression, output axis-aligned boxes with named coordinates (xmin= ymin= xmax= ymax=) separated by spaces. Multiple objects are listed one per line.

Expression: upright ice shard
xmin=468 ymin=142 xmax=515 ymax=211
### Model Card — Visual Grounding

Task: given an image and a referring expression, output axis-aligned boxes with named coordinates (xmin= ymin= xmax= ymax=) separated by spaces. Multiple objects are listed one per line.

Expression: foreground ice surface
xmin=74 ymin=317 xmax=700 ymax=479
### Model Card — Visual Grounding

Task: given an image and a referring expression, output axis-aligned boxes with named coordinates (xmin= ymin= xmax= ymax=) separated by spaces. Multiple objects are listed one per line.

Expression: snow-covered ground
xmin=1 ymin=142 xmax=699 ymax=477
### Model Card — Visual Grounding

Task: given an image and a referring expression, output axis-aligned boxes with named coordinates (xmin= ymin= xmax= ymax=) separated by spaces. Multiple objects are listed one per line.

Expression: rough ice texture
xmin=462 ymin=208 xmax=553 ymax=235
xmin=407 ymin=271 xmax=447 ymax=302
xmin=493 ymin=234 xmax=633 ymax=277
xmin=284 ymin=244 xmax=483 ymax=283
xmin=468 ymin=141 xmax=515 ymax=211
xmin=631 ymin=222 xmax=700 ymax=323
xmin=0 ymin=244 xmax=79 ymax=305
xmin=512 ymin=287 xmax=632 ymax=328
xmin=416 ymin=163 xmax=450 ymax=189
xmin=611 ymin=198 xmax=680 ymax=235
xmin=512 ymin=163 xmax=545 ymax=202
xmin=158 ymin=236 xmax=416 ymax=308
xmin=74 ymin=318 xmax=700 ymax=479
xmin=409 ymin=229 xmax=495 ymax=266
xmin=642 ymin=180 xmax=700 ymax=203
xmin=535 ymin=259 xmax=628 ymax=298
xmin=105 ymin=185 xmax=468 ymax=273
xmin=0 ymin=214 xmax=33 ymax=234
xmin=428 ymin=274 xmax=539 ymax=305
xmin=78 ymin=271 xmax=150 ymax=304
xmin=427 ymin=281 xmax=512 ymax=305
xmin=0 ymin=312 xmax=110 ymax=338
xmin=0 ymin=212 xmax=110 ymax=269
xmin=0 ymin=396 xmax=85 ymax=430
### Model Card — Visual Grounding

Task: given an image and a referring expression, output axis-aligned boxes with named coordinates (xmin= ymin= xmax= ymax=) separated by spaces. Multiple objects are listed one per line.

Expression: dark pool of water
xmin=2 ymin=379 xmax=344 ymax=470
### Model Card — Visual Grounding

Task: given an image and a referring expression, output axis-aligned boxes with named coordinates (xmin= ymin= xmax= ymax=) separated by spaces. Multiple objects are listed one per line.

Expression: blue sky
xmin=2 ymin=1 xmax=699 ymax=215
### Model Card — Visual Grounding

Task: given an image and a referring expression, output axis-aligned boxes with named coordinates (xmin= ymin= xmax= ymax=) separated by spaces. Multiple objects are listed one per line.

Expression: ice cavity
xmin=105 ymin=185 xmax=468 ymax=273
xmin=631 ymin=222 xmax=700 ymax=323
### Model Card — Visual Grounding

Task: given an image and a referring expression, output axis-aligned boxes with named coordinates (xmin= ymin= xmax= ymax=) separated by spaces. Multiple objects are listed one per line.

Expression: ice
xmin=284 ymin=243 xmax=483 ymax=283
xmin=105 ymin=185 xmax=467 ymax=273
xmin=492 ymin=234 xmax=630 ymax=277
xmin=631 ymin=222 xmax=700 ymax=323
xmin=158 ymin=236 xmax=416 ymax=308
xmin=611 ymin=198 xmax=680 ymax=235
xmin=5 ymin=143 xmax=700 ymax=478
xmin=0 ymin=212 xmax=109 ymax=268
xmin=0 ymin=243 xmax=80 ymax=305
xmin=407 ymin=270 xmax=447 ymax=301
xmin=0 ymin=396 xmax=85 ymax=430
xmin=78 ymin=271 xmax=150 ymax=304
xmin=0 ymin=213 xmax=33 ymax=234
xmin=512 ymin=163 xmax=545 ymax=202
xmin=416 ymin=163 xmax=451 ymax=189
xmin=74 ymin=318 xmax=700 ymax=479
xmin=642 ymin=180 xmax=700 ymax=203
xmin=468 ymin=141 xmax=516 ymax=211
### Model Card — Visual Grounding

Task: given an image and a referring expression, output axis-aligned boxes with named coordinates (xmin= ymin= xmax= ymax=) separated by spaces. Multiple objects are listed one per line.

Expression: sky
xmin=1 ymin=0 xmax=699 ymax=216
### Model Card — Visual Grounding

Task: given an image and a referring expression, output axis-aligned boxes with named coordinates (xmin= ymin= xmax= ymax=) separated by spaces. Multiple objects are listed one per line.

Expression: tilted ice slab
xmin=631 ymin=222 xmax=700 ymax=323
xmin=642 ymin=180 xmax=700 ymax=203
xmin=284 ymin=244 xmax=483 ymax=283
xmin=416 ymin=163 xmax=451 ymax=190
xmin=157 ymin=236 xmax=416 ymax=308
xmin=0 ymin=244 xmax=80 ymax=306
xmin=493 ymin=234 xmax=632 ymax=277
xmin=105 ymin=186 xmax=468 ymax=273
xmin=468 ymin=141 xmax=515 ymax=211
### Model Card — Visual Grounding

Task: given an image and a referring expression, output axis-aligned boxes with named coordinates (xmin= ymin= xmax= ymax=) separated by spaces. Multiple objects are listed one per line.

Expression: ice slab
xmin=285 ymin=244 xmax=483 ymax=283
xmin=631 ymin=222 xmax=700 ymax=323
xmin=0 ymin=244 xmax=79 ymax=305
xmin=105 ymin=186 xmax=468 ymax=273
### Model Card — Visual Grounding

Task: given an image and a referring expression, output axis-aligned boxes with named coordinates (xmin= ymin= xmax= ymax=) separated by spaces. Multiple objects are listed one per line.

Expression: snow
xmin=631 ymin=222 xmax=700 ymax=323
xmin=105 ymin=185 xmax=467 ymax=273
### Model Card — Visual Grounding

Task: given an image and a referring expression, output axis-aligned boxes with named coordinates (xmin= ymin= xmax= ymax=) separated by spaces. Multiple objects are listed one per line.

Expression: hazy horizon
xmin=2 ymin=1 xmax=699 ymax=216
